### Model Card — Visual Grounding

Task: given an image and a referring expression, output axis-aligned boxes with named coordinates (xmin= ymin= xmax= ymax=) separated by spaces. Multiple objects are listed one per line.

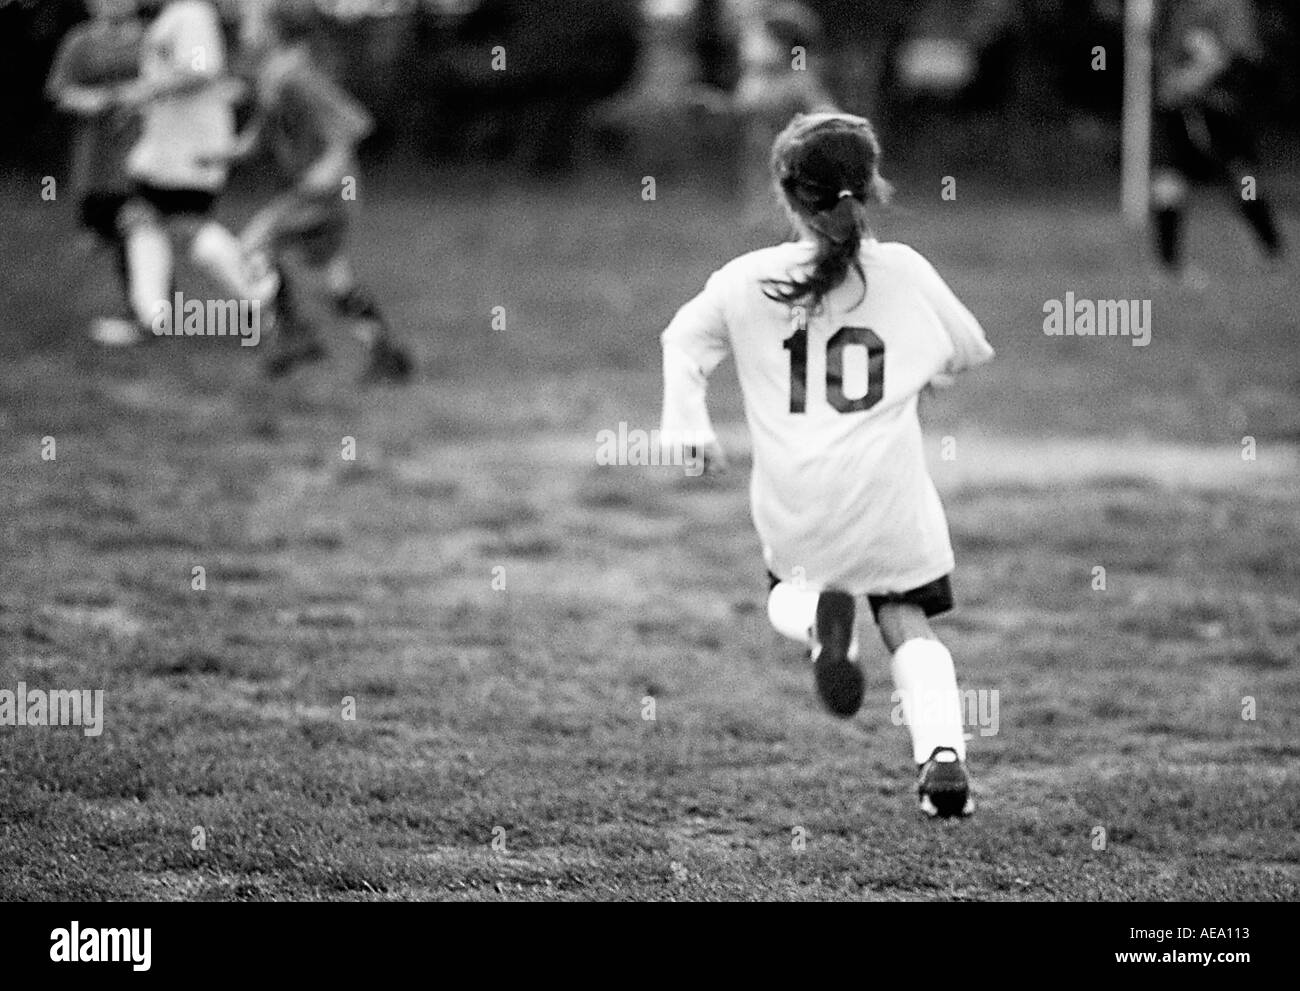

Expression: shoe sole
xmin=918 ymin=761 xmax=974 ymax=819
xmin=89 ymin=321 xmax=145 ymax=347
xmin=813 ymin=590 xmax=863 ymax=718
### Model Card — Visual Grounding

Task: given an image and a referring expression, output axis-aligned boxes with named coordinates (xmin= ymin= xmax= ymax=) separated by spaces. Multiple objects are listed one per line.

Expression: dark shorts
xmin=79 ymin=192 xmax=130 ymax=242
xmin=136 ymin=183 xmax=218 ymax=218
xmin=1152 ymin=104 xmax=1259 ymax=183
xmin=766 ymin=572 xmax=954 ymax=623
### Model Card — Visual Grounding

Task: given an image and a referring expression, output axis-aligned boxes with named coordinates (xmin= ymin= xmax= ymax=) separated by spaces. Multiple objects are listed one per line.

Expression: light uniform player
xmin=119 ymin=0 xmax=272 ymax=338
xmin=45 ymin=0 xmax=145 ymax=345
xmin=661 ymin=112 xmax=993 ymax=818
xmin=221 ymin=2 xmax=414 ymax=382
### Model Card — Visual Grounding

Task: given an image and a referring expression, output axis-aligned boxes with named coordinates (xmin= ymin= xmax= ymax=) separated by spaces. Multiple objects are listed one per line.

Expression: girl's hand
xmin=59 ymin=86 xmax=113 ymax=117
xmin=928 ymin=373 xmax=956 ymax=391
xmin=298 ymin=146 xmax=351 ymax=199
xmin=112 ymin=78 xmax=158 ymax=111
xmin=693 ymin=440 xmax=729 ymax=477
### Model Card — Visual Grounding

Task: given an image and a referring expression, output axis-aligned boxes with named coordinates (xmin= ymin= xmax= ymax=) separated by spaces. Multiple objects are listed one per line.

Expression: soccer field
xmin=1 ymin=171 xmax=1297 ymax=900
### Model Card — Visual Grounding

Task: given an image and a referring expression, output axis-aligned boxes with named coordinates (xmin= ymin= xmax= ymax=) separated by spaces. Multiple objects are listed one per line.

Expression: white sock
xmin=191 ymin=221 xmax=277 ymax=304
xmin=126 ymin=221 xmax=173 ymax=330
xmin=890 ymin=638 xmax=966 ymax=764
xmin=767 ymin=581 xmax=817 ymax=646
xmin=767 ymin=582 xmax=859 ymax=660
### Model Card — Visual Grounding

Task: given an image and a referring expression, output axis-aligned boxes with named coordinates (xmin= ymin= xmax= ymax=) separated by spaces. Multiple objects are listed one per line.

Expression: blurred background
xmin=4 ymin=0 xmax=1300 ymax=183
xmin=2 ymin=0 xmax=1297 ymax=902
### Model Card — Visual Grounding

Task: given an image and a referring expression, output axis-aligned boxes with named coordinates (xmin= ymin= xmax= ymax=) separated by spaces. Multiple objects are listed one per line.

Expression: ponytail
xmin=763 ymin=190 xmax=866 ymax=308
xmin=762 ymin=112 xmax=891 ymax=311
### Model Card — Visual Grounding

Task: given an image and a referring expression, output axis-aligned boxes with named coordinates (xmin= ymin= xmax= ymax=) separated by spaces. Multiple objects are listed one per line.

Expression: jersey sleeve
xmin=903 ymin=247 xmax=994 ymax=376
xmin=169 ymin=1 xmax=225 ymax=76
xmin=660 ymin=268 xmax=732 ymax=448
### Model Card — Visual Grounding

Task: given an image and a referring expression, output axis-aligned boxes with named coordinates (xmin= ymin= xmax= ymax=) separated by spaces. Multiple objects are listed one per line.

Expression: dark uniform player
xmin=1150 ymin=0 xmax=1284 ymax=273
xmin=45 ymin=0 xmax=145 ymax=344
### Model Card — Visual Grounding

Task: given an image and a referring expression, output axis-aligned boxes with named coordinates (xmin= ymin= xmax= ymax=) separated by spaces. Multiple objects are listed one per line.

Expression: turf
xmin=0 ymin=167 xmax=1297 ymax=900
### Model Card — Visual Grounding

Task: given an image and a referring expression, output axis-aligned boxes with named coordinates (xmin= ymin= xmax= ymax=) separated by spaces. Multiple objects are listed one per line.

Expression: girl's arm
xmin=661 ymin=271 xmax=732 ymax=475
xmin=116 ymin=73 xmax=248 ymax=111
xmin=45 ymin=33 xmax=113 ymax=117
xmin=904 ymin=248 xmax=993 ymax=379
xmin=297 ymin=140 xmax=354 ymax=198
xmin=198 ymin=115 xmax=263 ymax=169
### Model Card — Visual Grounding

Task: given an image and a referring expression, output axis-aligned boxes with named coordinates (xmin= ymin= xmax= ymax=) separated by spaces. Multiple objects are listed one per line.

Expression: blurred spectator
xmin=733 ymin=1 xmax=835 ymax=220
xmin=594 ymin=0 xmax=735 ymax=180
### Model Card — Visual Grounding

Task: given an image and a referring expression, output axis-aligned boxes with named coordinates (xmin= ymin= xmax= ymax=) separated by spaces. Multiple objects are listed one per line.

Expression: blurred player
xmin=733 ymin=1 xmax=835 ymax=220
xmin=221 ymin=2 xmax=413 ymax=382
xmin=117 ymin=0 xmax=271 ymax=343
xmin=660 ymin=112 xmax=993 ymax=818
xmin=45 ymin=0 xmax=145 ymax=346
xmin=1150 ymin=0 xmax=1285 ymax=275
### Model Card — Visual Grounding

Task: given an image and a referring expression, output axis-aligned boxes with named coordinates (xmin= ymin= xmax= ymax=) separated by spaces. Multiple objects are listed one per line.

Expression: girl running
xmin=660 ymin=112 xmax=993 ymax=818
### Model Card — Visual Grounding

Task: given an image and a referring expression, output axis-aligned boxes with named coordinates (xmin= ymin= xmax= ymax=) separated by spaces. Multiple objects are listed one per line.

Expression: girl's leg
xmin=766 ymin=579 xmax=818 ymax=645
xmin=262 ymin=247 xmax=327 ymax=379
xmin=767 ymin=579 xmax=863 ymax=717
xmin=325 ymin=255 xmax=387 ymax=343
xmin=121 ymin=200 xmax=174 ymax=332
xmin=767 ymin=580 xmax=860 ymax=661
xmin=1227 ymin=165 xmax=1284 ymax=260
xmin=1151 ymin=168 xmax=1187 ymax=272
xmin=190 ymin=219 xmax=278 ymax=305
xmin=1204 ymin=105 xmax=1285 ymax=261
xmin=111 ymin=236 xmax=132 ymax=318
xmin=324 ymin=255 xmax=413 ymax=382
xmin=880 ymin=601 xmax=973 ymax=817
xmin=878 ymin=601 xmax=966 ymax=764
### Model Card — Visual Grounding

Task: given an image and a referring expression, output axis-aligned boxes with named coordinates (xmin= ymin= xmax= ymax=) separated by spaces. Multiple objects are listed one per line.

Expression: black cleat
xmin=811 ymin=589 xmax=863 ymax=717
xmin=360 ymin=340 xmax=414 ymax=385
xmin=917 ymin=746 xmax=974 ymax=819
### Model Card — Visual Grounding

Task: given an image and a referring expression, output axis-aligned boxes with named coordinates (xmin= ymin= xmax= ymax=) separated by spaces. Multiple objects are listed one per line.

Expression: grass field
xmin=1 ymin=166 xmax=1298 ymax=900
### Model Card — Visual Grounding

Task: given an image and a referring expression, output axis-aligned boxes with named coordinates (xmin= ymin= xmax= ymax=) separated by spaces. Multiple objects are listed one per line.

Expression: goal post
xmin=1121 ymin=0 xmax=1156 ymax=228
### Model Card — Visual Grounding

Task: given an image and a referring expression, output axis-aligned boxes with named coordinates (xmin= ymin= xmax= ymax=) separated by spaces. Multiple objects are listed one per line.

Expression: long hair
xmin=763 ymin=112 xmax=892 ymax=310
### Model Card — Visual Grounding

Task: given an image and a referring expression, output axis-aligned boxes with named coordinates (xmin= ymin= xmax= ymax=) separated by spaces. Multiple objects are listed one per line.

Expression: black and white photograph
xmin=0 ymin=0 xmax=1295 ymax=948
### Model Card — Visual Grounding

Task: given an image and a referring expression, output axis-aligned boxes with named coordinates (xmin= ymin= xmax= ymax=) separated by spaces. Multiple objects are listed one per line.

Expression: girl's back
xmin=663 ymin=235 xmax=991 ymax=591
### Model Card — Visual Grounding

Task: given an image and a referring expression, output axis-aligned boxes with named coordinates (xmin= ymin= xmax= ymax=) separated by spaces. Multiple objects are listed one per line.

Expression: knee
xmin=325 ymin=256 xmax=354 ymax=296
xmin=118 ymin=199 xmax=158 ymax=237
xmin=188 ymin=221 xmax=235 ymax=270
xmin=1151 ymin=170 xmax=1187 ymax=209
xmin=877 ymin=602 xmax=934 ymax=654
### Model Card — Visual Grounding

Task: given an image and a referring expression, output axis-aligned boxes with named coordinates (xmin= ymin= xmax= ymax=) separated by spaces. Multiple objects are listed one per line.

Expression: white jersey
xmin=661 ymin=238 xmax=993 ymax=595
xmin=128 ymin=0 xmax=233 ymax=191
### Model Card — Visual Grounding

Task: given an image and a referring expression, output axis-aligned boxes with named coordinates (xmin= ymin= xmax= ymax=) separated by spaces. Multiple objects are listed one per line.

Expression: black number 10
xmin=783 ymin=325 xmax=885 ymax=414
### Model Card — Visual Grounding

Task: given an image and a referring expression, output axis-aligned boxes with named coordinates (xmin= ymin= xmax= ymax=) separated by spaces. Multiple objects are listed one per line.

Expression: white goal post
xmin=1121 ymin=0 xmax=1156 ymax=227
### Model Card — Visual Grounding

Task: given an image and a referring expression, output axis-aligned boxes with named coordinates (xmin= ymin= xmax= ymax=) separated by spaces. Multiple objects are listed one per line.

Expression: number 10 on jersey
xmin=783 ymin=325 xmax=886 ymax=414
